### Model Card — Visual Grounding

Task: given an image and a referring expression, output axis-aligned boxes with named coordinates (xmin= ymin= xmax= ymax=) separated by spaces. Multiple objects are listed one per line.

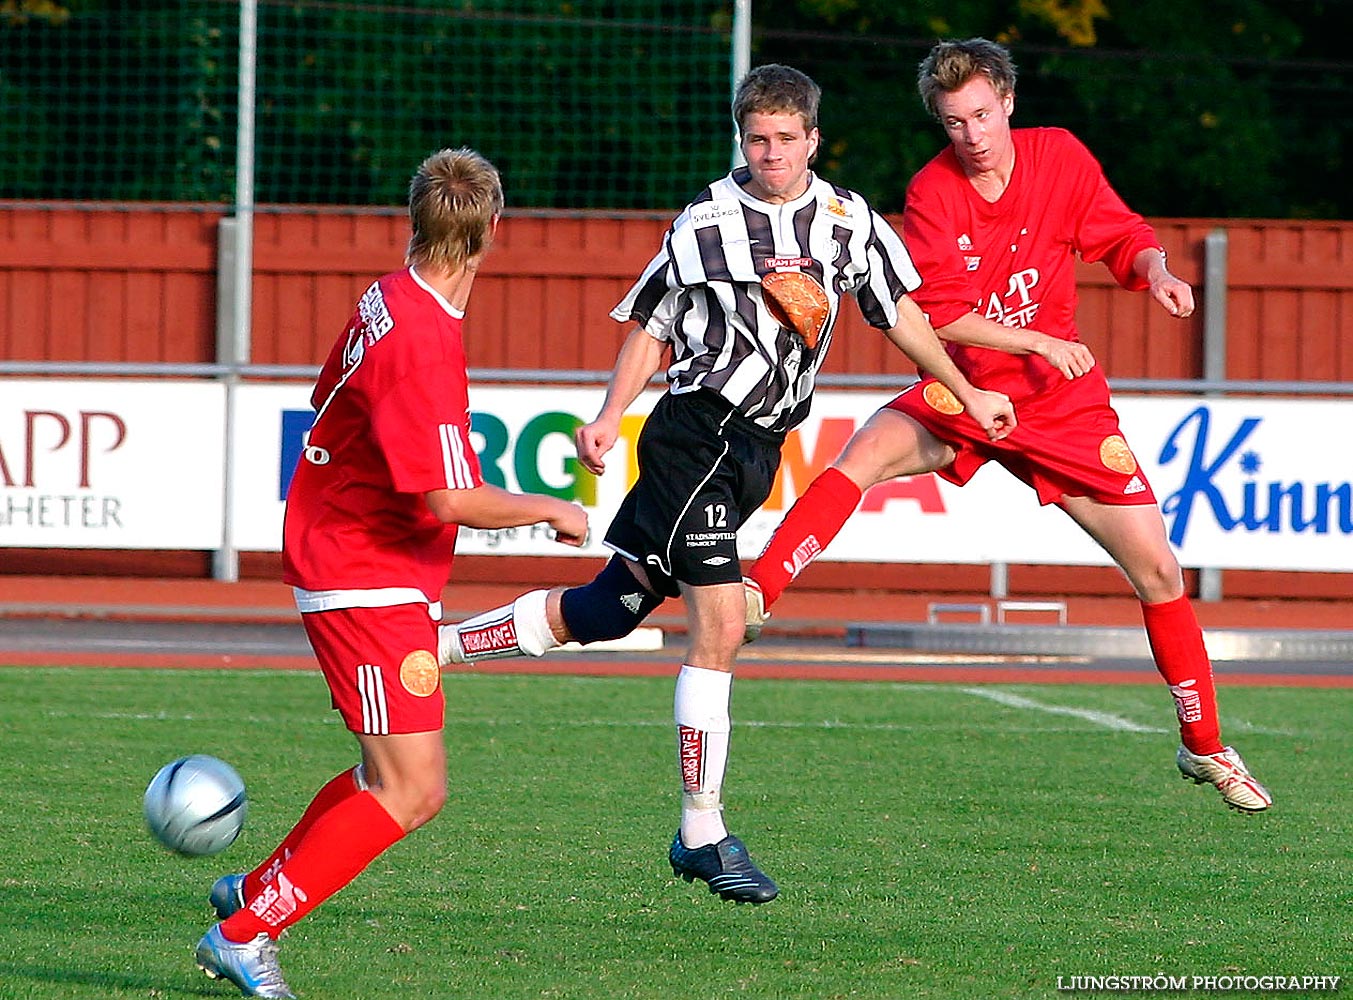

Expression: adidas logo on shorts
xmin=1123 ymin=475 xmax=1147 ymax=495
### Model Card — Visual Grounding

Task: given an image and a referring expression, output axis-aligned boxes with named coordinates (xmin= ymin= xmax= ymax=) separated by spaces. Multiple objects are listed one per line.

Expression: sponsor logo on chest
xmin=689 ymin=199 xmax=741 ymax=226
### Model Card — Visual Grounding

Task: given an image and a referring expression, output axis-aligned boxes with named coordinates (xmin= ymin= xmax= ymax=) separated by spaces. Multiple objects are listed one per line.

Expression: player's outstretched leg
xmin=743 ymin=467 xmax=862 ymax=642
xmin=441 ymin=559 xmax=663 ymax=663
xmin=195 ymin=924 xmax=296 ymax=999
xmin=438 ymin=589 xmax=559 ymax=665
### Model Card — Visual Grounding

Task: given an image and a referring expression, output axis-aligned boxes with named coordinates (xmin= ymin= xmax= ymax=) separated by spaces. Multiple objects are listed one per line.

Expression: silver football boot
xmin=195 ymin=924 xmax=296 ymax=999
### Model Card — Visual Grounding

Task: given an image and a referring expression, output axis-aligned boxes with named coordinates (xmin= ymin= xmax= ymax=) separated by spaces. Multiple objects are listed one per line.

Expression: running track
xmin=1 ymin=575 xmax=1349 ymax=687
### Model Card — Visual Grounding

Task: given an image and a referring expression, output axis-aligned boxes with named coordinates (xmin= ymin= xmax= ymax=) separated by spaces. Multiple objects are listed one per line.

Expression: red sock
xmin=243 ymin=767 xmax=364 ymax=901
xmin=1140 ymin=596 xmax=1224 ymax=755
xmin=221 ymin=791 xmax=404 ymax=942
xmin=749 ymin=467 xmax=861 ymax=607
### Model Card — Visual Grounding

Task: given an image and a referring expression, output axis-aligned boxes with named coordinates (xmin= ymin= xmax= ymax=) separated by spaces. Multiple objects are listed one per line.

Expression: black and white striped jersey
xmin=611 ymin=166 xmax=922 ymax=433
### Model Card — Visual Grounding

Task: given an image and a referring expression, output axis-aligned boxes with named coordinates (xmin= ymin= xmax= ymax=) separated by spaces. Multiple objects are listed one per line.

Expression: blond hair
xmin=917 ymin=38 xmax=1017 ymax=119
xmin=406 ymin=147 xmax=504 ymax=269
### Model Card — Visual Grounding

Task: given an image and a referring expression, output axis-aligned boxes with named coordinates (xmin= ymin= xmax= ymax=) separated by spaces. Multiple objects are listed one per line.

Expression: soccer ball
xmin=143 ymin=754 xmax=248 ymax=856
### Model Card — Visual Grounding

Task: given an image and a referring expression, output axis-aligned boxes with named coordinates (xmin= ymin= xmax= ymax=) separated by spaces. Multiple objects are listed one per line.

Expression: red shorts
xmin=300 ymin=604 xmax=444 ymax=736
xmin=886 ymin=368 xmax=1157 ymax=507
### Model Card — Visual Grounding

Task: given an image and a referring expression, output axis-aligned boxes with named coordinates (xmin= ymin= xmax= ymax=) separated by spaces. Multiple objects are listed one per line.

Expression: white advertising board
xmin=0 ymin=380 xmax=225 ymax=548
xmin=5 ymin=379 xmax=1347 ymax=570
xmin=790 ymin=393 xmax=1353 ymax=572
xmin=229 ymin=384 xmax=1353 ymax=573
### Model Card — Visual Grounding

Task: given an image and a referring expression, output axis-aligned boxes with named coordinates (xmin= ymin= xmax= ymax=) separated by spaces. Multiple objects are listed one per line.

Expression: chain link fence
xmin=2 ymin=2 xmax=1351 ymax=216
xmin=1 ymin=0 xmax=733 ymax=208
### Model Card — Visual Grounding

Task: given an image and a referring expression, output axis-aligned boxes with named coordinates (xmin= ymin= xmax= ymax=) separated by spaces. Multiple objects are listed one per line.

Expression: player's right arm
xmin=935 ymin=312 xmax=1097 ymax=380
xmin=424 ymin=486 xmax=588 ymax=547
xmin=575 ymin=326 xmax=667 ymax=475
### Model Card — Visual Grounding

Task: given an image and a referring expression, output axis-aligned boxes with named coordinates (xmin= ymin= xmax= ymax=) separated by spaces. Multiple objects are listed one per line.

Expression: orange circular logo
xmin=1099 ymin=435 xmax=1138 ymax=474
xmin=922 ymin=381 xmax=965 ymax=416
xmin=399 ymin=650 xmax=440 ymax=697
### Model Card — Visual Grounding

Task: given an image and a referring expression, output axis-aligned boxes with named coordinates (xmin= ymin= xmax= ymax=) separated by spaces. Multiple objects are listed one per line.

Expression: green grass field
xmin=0 ymin=667 xmax=1347 ymax=999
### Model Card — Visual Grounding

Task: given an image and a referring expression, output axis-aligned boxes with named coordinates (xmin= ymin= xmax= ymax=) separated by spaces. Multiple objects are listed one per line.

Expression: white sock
xmin=673 ymin=664 xmax=732 ymax=848
xmin=438 ymin=589 xmax=558 ymax=664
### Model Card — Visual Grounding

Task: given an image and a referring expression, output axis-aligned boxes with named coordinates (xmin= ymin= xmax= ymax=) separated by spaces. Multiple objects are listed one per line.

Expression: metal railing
xmin=1 ymin=361 xmax=1349 ymax=397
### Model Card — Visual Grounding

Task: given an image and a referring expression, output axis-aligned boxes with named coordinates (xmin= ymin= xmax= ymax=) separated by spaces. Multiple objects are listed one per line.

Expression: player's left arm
xmin=884 ymin=295 xmax=1016 ymax=441
xmin=425 ymin=484 xmax=588 ymax=546
xmin=1063 ymin=133 xmax=1179 ymax=306
xmin=1133 ymin=247 xmax=1195 ymax=319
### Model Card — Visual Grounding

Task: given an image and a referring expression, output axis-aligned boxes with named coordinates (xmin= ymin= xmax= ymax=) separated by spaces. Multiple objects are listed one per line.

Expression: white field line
xmin=43 ymin=709 xmax=1133 ymax=736
xmin=960 ymin=687 xmax=1167 ymax=733
xmin=1208 ymin=716 xmax=1294 ymax=736
xmin=44 ymin=684 xmax=1284 ymax=736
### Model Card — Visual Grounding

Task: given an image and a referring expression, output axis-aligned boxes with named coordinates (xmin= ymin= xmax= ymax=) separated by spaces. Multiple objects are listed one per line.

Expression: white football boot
xmin=1176 ymin=745 xmax=1272 ymax=812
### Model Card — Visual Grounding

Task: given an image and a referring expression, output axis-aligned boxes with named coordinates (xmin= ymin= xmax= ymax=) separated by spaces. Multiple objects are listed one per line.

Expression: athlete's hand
xmin=546 ymin=501 xmax=590 ymax=548
xmin=965 ymin=388 xmax=1017 ymax=443
xmin=1150 ymin=271 xmax=1195 ymax=319
xmin=1035 ymin=334 xmax=1096 ymax=380
xmin=575 ymin=418 xmax=620 ymax=475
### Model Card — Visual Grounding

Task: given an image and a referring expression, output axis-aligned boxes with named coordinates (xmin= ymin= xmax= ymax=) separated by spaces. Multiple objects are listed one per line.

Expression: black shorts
xmin=604 ymin=389 xmax=783 ymax=598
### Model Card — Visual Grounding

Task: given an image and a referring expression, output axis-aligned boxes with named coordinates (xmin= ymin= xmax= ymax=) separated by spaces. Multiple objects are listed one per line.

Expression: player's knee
xmin=1125 ymin=552 xmax=1184 ymax=603
xmin=425 ymin=780 xmax=449 ymax=817
xmin=560 ymin=556 xmax=663 ymax=644
xmin=843 ymin=414 xmax=934 ymax=482
xmin=1138 ymin=564 xmax=1185 ymax=603
xmin=405 ymin=781 xmax=448 ymax=831
xmin=373 ymin=776 xmax=447 ymax=833
xmin=707 ymin=616 xmax=749 ymax=662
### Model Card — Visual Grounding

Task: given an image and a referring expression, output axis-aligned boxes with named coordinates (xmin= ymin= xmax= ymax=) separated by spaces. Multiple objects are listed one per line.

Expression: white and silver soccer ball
xmin=143 ymin=754 xmax=248 ymax=856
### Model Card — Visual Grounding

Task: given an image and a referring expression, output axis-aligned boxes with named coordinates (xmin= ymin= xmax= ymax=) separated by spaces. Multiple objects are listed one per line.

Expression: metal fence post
xmin=990 ymin=562 xmax=1009 ymax=599
xmin=212 ymin=0 xmax=260 ymax=583
xmin=730 ymin=0 xmax=751 ymax=169
xmin=1197 ymin=227 xmax=1229 ymax=602
xmin=213 ymin=218 xmax=241 ymax=582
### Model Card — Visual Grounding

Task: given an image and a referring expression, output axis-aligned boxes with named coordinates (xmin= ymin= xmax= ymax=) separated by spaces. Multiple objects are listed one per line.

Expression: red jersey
xmin=282 ymin=267 xmax=482 ymax=603
xmin=903 ymin=127 xmax=1160 ymax=401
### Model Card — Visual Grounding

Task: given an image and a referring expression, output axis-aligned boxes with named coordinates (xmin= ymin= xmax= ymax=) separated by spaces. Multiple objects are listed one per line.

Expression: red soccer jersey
xmin=903 ymin=127 xmax=1161 ymax=400
xmin=282 ymin=267 xmax=482 ymax=602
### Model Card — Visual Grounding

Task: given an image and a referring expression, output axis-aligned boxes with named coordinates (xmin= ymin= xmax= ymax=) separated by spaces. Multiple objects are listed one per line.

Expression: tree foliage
xmin=755 ymin=0 xmax=1353 ymax=218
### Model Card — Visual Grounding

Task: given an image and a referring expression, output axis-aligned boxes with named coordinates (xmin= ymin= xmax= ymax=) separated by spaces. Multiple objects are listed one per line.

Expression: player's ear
xmin=807 ymin=126 xmax=821 ymax=164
